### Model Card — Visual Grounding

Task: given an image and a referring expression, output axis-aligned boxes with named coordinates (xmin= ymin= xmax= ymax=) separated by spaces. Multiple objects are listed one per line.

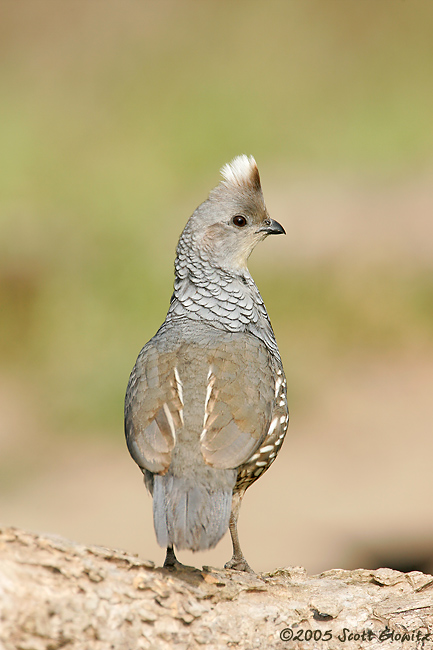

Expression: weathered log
xmin=1 ymin=526 xmax=433 ymax=649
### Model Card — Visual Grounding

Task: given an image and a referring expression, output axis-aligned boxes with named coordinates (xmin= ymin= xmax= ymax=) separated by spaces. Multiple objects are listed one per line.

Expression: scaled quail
xmin=125 ymin=155 xmax=289 ymax=572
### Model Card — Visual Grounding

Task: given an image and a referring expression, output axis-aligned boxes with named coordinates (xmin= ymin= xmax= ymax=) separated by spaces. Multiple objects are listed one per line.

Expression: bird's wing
xmin=200 ymin=335 xmax=277 ymax=469
xmin=124 ymin=343 xmax=184 ymax=474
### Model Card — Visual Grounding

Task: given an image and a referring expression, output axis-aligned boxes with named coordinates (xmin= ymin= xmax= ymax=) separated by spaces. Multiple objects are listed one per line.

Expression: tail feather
xmin=153 ymin=475 xmax=233 ymax=551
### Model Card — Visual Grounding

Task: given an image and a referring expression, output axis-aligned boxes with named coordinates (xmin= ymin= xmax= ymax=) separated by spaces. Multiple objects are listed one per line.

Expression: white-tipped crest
xmin=220 ymin=155 xmax=259 ymax=190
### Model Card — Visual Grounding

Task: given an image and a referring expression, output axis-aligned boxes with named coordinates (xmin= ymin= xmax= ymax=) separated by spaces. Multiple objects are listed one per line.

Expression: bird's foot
xmin=224 ymin=555 xmax=254 ymax=573
xmin=163 ymin=546 xmax=185 ymax=570
xmin=163 ymin=557 xmax=185 ymax=570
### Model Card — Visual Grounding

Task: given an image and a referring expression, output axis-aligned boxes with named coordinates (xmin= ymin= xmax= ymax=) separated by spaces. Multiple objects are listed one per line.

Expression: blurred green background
xmin=1 ymin=0 xmax=433 ymax=573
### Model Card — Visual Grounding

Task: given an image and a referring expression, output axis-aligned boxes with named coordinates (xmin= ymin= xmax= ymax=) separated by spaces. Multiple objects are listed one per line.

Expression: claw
xmin=224 ymin=556 xmax=254 ymax=573
xmin=163 ymin=545 xmax=184 ymax=570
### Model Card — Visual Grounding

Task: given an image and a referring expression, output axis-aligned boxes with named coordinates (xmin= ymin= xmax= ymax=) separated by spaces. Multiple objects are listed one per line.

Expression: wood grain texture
xmin=1 ymin=527 xmax=433 ymax=650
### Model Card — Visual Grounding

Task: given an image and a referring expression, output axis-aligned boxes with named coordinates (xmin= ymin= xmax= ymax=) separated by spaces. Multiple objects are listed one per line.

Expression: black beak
xmin=258 ymin=218 xmax=286 ymax=235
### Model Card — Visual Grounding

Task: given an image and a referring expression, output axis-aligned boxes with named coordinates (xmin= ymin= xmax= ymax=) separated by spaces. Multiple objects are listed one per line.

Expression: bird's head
xmin=179 ymin=155 xmax=285 ymax=272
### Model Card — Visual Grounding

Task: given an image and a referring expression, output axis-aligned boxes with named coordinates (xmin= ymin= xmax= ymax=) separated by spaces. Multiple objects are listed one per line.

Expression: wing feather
xmin=125 ymin=345 xmax=182 ymax=474
xmin=200 ymin=336 xmax=275 ymax=469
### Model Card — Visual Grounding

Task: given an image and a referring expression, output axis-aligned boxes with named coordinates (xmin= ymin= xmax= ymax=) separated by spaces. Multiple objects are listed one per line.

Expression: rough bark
xmin=1 ymin=527 xmax=433 ymax=649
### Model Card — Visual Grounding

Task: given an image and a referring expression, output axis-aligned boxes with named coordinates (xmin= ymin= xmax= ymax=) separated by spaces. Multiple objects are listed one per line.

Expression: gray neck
xmin=165 ymin=234 xmax=280 ymax=357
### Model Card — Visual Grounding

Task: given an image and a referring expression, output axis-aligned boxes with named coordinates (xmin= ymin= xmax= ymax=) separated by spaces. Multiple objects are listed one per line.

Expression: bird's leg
xmin=224 ymin=490 xmax=254 ymax=573
xmin=163 ymin=545 xmax=183 ymax=569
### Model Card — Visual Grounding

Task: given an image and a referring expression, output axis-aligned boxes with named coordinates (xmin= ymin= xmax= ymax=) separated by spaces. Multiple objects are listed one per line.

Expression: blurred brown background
xmin=1 ymin=0 xmax=433 ymax=574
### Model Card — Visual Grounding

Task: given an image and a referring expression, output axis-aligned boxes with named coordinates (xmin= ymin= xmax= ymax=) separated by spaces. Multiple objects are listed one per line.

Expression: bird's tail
xmin=152 ymin=474 xmax=233 ymax=551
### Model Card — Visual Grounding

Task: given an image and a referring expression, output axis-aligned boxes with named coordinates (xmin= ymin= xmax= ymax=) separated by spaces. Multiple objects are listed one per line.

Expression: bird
xmin=124 ymin=155 xmax=289 ymax=572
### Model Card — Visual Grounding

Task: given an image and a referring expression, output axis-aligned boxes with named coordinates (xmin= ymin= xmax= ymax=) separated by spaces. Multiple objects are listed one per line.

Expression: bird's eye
xmin=232 ymin=215 xmax=247 ymax=228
